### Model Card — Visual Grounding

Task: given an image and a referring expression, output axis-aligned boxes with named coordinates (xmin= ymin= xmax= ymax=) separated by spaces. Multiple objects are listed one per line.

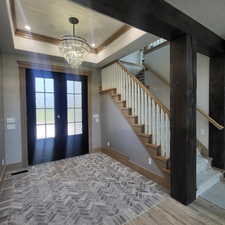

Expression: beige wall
xmin=2 ymin=53 xmax=101 ymax=165
xmin=144 ymin=45 xmax=210 ymax=148
xmin=100 ymin=94 xmax=163 ymax=176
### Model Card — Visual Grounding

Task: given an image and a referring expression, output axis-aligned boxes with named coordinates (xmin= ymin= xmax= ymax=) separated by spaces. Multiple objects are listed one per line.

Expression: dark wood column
xmin=170 ymin=35 xmax=197 ymax=205
xmin=209 ymin=56 xmax=225 ymax=169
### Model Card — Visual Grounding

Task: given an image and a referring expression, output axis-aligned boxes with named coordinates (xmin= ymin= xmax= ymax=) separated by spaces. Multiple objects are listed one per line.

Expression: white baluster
xmin=161 ymin=112 xmax=165 ymax=157
xmin=138 ymin=86 xmax=141 ymax=124
xmin=165 ymin=114 xmax=170 ymax=158
xmin=140 ymin=88 xmax=143 ymax=124
xmin=128 ymin=77 xmax=131 ymax=108
xmin=122 ymin=70 xmax=126 ymax=101
xmin=144 ymin=92 xmax=148 ymax=133
xmin=131 ymin=79 xmax=134 ymax=113
xmin=119 ymin=66 xmax=122 ymax=96
xmin=148 ymin=97 xmax=152 ymax=134
xmin=152 ymin=101 xmax=156 ymax=144
xmin=134 ymin=82 xmax=138 ymax=116
xmin=156 ymin=105 xmax=161 ymax=146
xmin=125 ymin=74 xmax=129 ymax=107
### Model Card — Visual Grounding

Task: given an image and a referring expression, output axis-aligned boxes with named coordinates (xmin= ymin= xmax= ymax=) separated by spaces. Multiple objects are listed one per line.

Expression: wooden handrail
xmin=143 ymin=63 xmax=224 ymax=130
xmin=117 ymin=62 xmax=170 ymax=115
xmin=196 ymin=108 xmax=224 ymax=130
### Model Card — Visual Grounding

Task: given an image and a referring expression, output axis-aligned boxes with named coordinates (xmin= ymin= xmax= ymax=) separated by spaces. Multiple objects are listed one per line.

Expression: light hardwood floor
xmin=125 ymin=197 xmax=225 ymax=225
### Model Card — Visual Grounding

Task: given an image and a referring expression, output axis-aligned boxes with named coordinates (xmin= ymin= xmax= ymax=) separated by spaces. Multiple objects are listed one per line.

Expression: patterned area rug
xmin=0 ymin=153 xmax=167 ymax=225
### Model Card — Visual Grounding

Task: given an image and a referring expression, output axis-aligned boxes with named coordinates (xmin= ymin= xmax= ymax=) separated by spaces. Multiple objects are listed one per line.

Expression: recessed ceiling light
xmin=24 ymin=25 xmax=31 ymax=31
xmin=91 ymin=43 xmax=96 ymax=47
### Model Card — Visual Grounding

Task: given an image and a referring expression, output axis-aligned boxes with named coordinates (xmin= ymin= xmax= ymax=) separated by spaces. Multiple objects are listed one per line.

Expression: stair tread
xmin=197 ymin=169 xmax=221 ymax=196
xmin=99 ymin=88 xmax=116 ymax=93
xmin=145 ymin=143 xmax=160 ymax=149
xmin=121 ymin=107 xmax=131 ymax=110
xmin=127 ymin=115 xmax=137 ymax=118
xmin=138 ymin=133 xmax=151 ymax=138
xmin=197 ymin=169 xmax=221 ymax=186
xmin=115 ymin=100 xmax=125 ymax=103
xmin=163 ymin=168 xmax=171 ymax=174
xmin=132 ymin=123 xmax=144 ymax=127
xmin=152 ymin=155 xmax=168 ymax=162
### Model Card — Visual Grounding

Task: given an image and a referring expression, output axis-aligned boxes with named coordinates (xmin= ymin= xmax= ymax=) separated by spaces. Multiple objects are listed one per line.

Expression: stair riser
xmin=116 ymin=101 xmax=126 ymax=108
xmin=132 ymin=125 xmax=144 ymax=134
xmin=197 ymin=161 xmax=209 ymax=174
xmin=128 ymin=117 xmax=138 ymax=124
xmin=111 ymin=95 xmax=121 ymax=101
xmin=197 ymin=174 xmax=221 ymax=196
xmin=139 ymin=136 xmax=151 ymax=144
xmin=121 ymin=109 xmax=132 ymax=116
xmin=109 ymin=90 xmax=116 ymax=95
xmin=154 ymin=159 xmax=168 ymax=169
xmin=145 ymin=147 xmax=158 ymax=157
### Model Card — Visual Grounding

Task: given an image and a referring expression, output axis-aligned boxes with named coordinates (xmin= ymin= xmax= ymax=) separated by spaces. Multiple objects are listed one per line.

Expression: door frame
xmin=18 ymin=60 xmax=92 ymax=168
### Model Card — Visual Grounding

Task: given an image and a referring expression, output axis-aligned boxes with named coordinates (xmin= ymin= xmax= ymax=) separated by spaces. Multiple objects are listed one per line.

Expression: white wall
xmin=144 ymin=45 xmax=210 ymax=148
xmin=0 ymin=53 xmax=5 ymax=171
xmin=196 ymin=53 xmax=209 ymax=148
xmin=2 ymin=53 xmax=101 ymax=165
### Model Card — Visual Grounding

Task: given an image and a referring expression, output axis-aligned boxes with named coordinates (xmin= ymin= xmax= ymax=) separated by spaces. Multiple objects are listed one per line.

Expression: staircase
xmin=196 ymin=150 xmax=221 ymax=196
xmin=101 ymin=61 xmax=224 ymax=194
xmin=101 ymin=61 xmax=171 ymax=186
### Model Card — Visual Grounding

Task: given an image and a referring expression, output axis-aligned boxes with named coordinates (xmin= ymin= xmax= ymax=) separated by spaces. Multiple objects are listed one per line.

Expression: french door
xmin=26 ymin=69 xmax=88 ymax=165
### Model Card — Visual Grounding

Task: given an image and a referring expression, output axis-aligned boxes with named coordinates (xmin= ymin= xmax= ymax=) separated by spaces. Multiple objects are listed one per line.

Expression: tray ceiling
xmin=14 ymin=0 xmax=126 ymax=47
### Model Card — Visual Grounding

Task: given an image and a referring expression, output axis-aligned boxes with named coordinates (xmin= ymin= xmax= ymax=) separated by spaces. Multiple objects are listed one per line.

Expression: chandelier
xmin=59 ymin=17 xmax=90 ymax=68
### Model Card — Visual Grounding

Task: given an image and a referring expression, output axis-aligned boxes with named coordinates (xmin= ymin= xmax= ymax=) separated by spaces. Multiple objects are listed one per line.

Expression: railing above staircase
xmin=101 ymin=62 xmax=171 ymax=158
xmin=143 ymin=63 xmax=224 ymax=131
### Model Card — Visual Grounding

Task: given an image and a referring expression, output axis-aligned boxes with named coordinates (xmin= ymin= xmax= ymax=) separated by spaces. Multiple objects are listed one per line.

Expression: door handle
xmin=56 ymin=114 xmax=61 ymax=119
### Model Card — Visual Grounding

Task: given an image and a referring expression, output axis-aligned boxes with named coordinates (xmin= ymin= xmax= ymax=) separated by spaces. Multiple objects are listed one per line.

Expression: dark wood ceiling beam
xmin=72 ymin=0 xmax=225 ymax=56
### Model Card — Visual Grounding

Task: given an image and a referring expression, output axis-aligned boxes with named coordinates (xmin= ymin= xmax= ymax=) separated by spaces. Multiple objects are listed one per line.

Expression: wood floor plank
xmin=190 ymin=198 xmax=225 ymax=225
xmin=125 ymin=197 xmax=225 ymax=225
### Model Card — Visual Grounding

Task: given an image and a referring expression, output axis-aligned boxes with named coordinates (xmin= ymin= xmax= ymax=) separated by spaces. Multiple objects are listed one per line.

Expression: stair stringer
xmin=100 ymin=88 xmax=171 ymax=188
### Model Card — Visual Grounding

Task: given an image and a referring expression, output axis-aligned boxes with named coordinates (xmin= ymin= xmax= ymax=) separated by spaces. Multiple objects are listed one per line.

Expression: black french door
xmin=26 ymin=69 xmax=88 ymax=165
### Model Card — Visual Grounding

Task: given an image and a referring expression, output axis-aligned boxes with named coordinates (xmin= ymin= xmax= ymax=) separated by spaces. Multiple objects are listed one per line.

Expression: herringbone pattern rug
xmin=0 ymin=153 xmax=167 ymax=225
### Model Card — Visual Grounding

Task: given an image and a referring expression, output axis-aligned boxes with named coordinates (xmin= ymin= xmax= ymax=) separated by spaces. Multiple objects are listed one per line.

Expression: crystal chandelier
xmin=59 ymin=17 xmax=90 ymax=68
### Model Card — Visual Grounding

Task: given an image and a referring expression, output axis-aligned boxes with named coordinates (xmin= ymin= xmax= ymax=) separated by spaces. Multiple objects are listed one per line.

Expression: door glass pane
xmin=37 ymin=125 xmax=45 ymax=139
xmin=75 ymin=108 xmax=82 ymax=122
xmin=46 ymin=124 xmax=55 ymax=138
xmin=74 ymin=81 xmax=82 ymax=94
xmin=67 ymin=81 xmax=74 ymax=93
xmin=35 ymin=77 xmax=55 ymax=140
xmin=36 ymin=109 xmax=45 ymax=124
xmin=68 ymin=123 xmax=75 ymax=135
xmin=36 ymin=93 xmax=45 ymax=108
xmin=45 ymin=78 xmax=54 ymax=92
xmin=46 ymin=109 xmax=54 ymax=124
xmin=67 ymin=80 xmax=83 ymax=136
xmin=68 ymin=109 xmax=75 ymax=122
xmin=35 ymin=77 xmax=44 ymax=92
xmin=75 ymin=122 xmax=82 ymax=134
xmin=67 ymin=94 xmax=75 ymax=108
xmin=75 ymin=94 xmax=82 ymax=108
xmin=45 ymin=93 xmax=54 ymax=108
